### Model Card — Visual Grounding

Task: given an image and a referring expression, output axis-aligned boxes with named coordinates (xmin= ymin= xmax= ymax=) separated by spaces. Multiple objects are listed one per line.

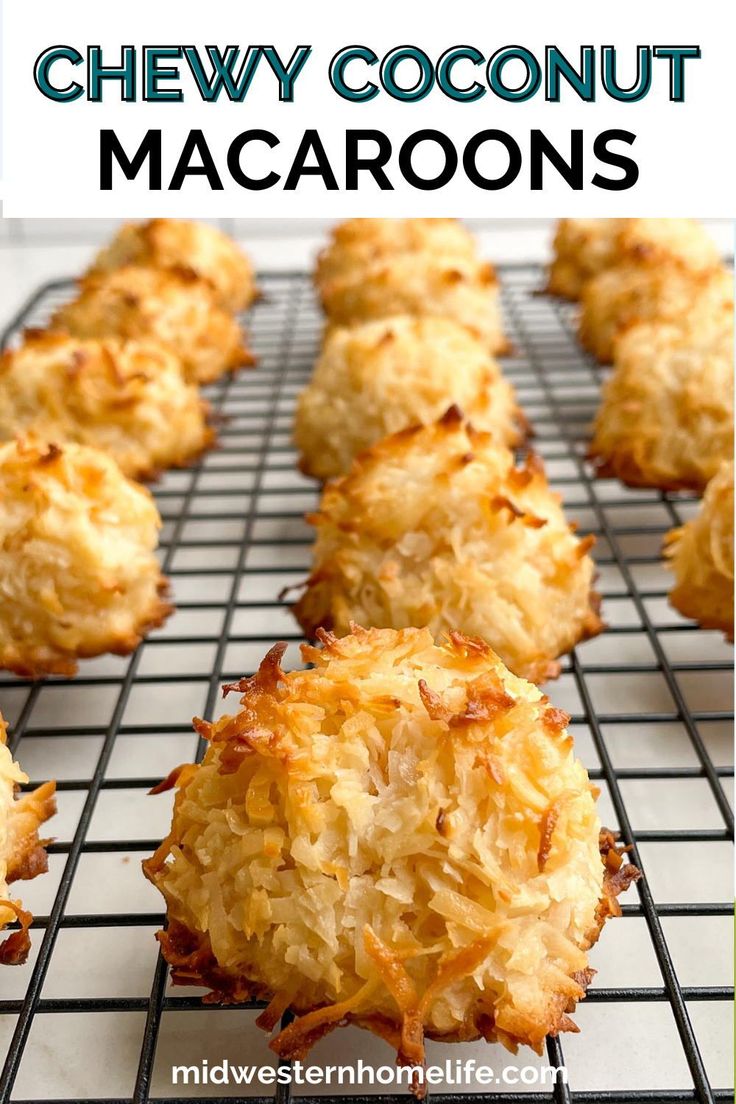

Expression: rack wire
xmin=0 ymin=265 xmax=732 ymax=1104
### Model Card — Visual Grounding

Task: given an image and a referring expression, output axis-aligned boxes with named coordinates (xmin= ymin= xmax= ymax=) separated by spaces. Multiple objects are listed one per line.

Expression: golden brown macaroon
xmin=589 ymin=321 xmax=734 ymax=491
xmin=578 ymin=262 xmax=732 ymax=364
xmin=145 ymin=626 xmax=638 ymax=1069
xmin=1 ymin=712 xmax=56 ymax=965
xmin=664 ymin=461 xmax=734 ymax=640
xmin=294 ymin=316 xmax=526 ymax=481
xmin=617 ymin=219 xmax=722 ymax=272
xmin=0 ymin=436 xmax=171 ymax=678
xmin=547 ymin=219 xmax=627 ymax=300
xmin=51 ymin=266 xmax=253 ymax=385
xmin=319 ymin=253 xmax=509 ymax=355
xmin=292 ymin=410 xmax=601 ymax=683
xmin=547 ymin=218 xmax=721 ymax=301
xmin=0 ymin=331 xmax=214 ymax=481
xmin=88 ymin=218 xmax=258 ymax=313
xmin=315 ymin=217 xmax=478 ymax=289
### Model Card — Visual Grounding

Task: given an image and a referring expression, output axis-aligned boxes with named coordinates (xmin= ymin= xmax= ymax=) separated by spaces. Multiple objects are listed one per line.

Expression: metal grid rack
xmin=0 ymin=265 xmax=732 ymax=1104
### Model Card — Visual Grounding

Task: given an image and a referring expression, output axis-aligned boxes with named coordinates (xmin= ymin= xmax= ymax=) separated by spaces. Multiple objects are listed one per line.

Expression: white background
xmin=2 ymin=0 xmax=736 ymax=216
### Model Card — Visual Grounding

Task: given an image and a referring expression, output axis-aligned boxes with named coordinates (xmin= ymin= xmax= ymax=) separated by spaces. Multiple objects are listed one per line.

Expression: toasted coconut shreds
xmin=291 ymin=413 xmax=601 ymax=683
xmin=578 ymin=261 xmax=732 ymax=365
xmin=88 ymin=218 xmax=258 ymax=313
xmin=145 ymin=626 xmax=639 ymax=1074
xmin=546 ymin=218 xmax=721 ymax=301
xmin=589 ymin=320 xmax=733 ymax=492
xmin=319 ymin=252 xmax=508 ymax=355
xmin=294 ymin=315 xmax=525 ymax=481
xmin=1 ymin=712 xmax=56 ymax=965
xmin=51 ymin=265 xmax=254 ymax=386
xmin=0 ymin=436 xmax=172 ymax=678
xmin=0 ymin=330 xmax=214 ymax=481
xmin=664 ymin=461 xmax=734 ymax=640
xmin=314 ymin=218 xmax=480 ymax=290
xmin=546 ymin=219 xmax=627 ymax=300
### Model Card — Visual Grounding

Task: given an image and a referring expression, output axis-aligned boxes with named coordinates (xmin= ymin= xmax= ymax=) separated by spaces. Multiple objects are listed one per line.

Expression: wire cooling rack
xmin=0 ymin=266 xmax=733 ymax=1104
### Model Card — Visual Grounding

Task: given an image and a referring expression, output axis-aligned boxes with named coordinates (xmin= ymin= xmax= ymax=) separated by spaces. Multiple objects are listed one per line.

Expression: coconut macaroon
xmin=0 ymin=437 xmax=171 ymax=678
xmin=145 ymin=626 xmax=638 ymax=1066
xmin=292 ymin=410 xmax=601 ymax=683
xmin=319 ymin=253 xmax=508 ymax=355
xmin=578 ymin=262 xmax=732 ymax=364
xmin=1 ymin=712 xmax=56 ymax=965
xmin=617 ymin=218 xmax=722 ymax=273
xmin=547 ymin=218 xmax=721 ymax=300
xmin=0 ymin=331 xmax=214 ymax=481
xmin=51 ymin=266 xmax=253 ymax=385
xmin=88 ymin=218 xmax=258 ymax=313
xmin=589 ymin=321 xmax=734 ymax=491
xmin=664 ymin=462 xmax=734 ymax=640
xmin=547 ymin=219 xmax=627 ymax=300
xmin=295 ymin=316 xmax=525 ymax=481
xmin=315 ymin=217 xmax=478 ymax=289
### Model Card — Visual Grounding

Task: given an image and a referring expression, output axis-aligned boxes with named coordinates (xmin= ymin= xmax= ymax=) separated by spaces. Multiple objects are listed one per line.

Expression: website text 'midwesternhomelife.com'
xmin=172 ymin=1057 xmax=568 ymax=1089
